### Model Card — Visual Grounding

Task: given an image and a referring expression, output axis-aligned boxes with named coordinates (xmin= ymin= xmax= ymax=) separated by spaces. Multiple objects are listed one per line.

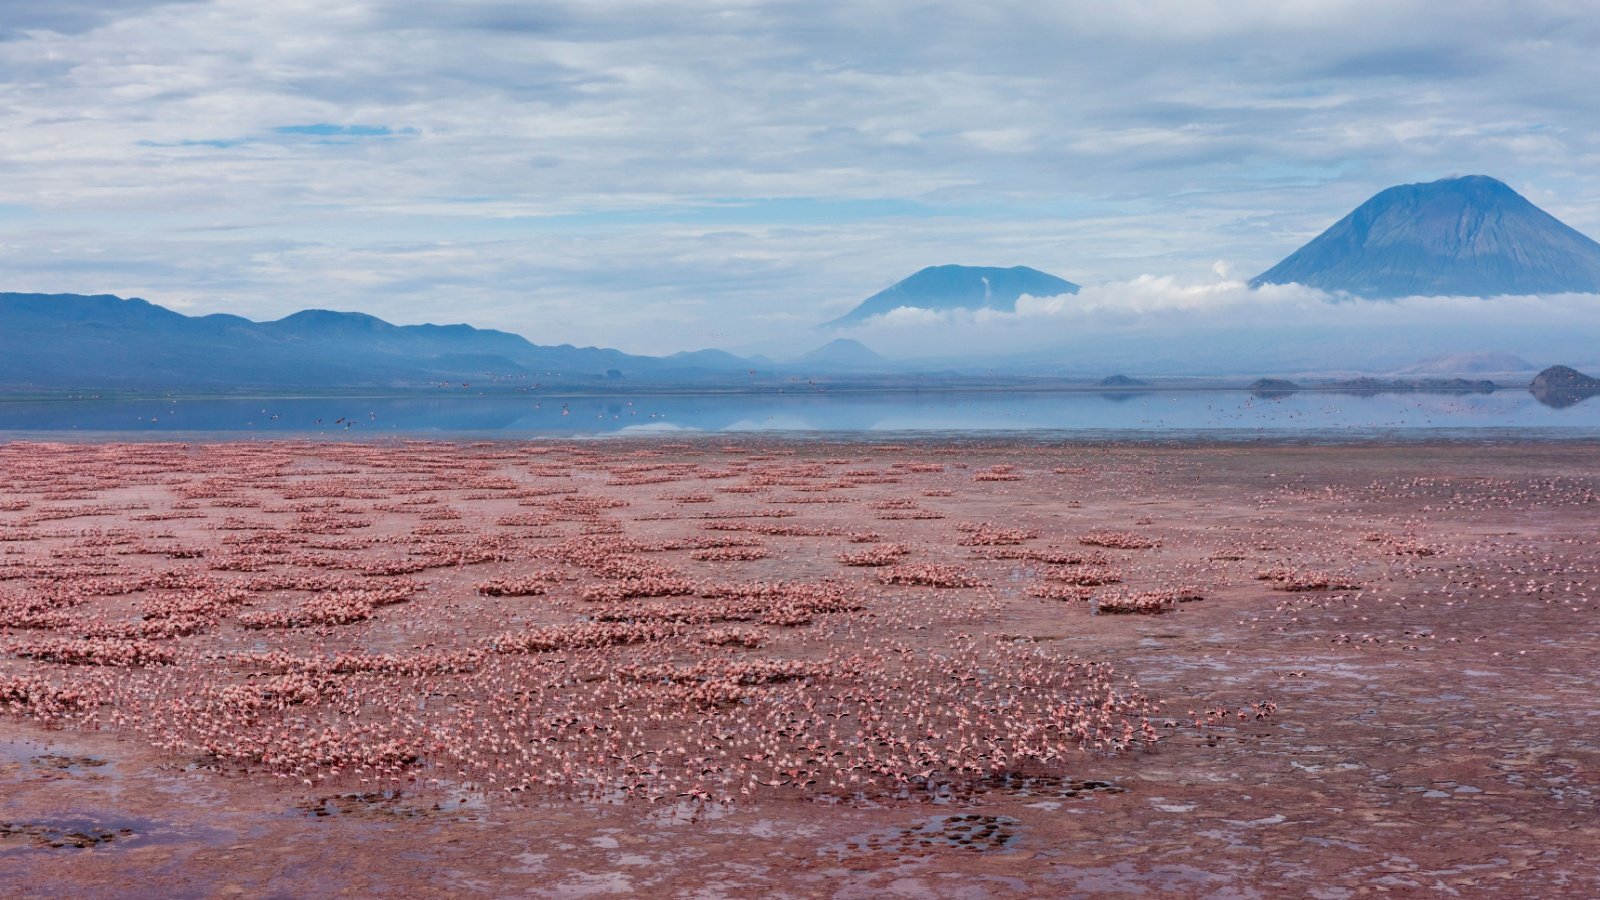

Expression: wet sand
xmin=1 ymin=439 xmax=1597 ymax=898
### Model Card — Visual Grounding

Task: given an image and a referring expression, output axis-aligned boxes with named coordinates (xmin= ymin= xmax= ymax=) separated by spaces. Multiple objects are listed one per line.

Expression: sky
xmin=2 ymin=0 xmax=1599 ymax=357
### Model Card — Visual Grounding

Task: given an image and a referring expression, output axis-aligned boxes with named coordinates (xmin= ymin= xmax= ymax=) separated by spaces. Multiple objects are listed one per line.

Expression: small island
xmin=1096 ymin=374 xmax=1148 ymax=388
xmin=1247 ymin=378 xmax=1302 ymax=394
xmin=1529 ymin=364 xmax=1600 ymax=408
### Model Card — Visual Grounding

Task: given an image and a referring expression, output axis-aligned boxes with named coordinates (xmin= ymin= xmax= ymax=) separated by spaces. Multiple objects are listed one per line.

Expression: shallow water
xmin=1 ymin=388 xmax=1598 ymax=439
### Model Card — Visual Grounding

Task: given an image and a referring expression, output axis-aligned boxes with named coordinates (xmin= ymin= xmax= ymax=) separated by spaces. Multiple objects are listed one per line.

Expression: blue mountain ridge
xmin=0 ymin=293 xmax=744 ymax=390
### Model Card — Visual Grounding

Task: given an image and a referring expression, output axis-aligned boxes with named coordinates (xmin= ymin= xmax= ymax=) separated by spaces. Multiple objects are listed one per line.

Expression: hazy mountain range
xmin=0 ymin=293 xmax=737 ymax=391
xmin=4 ymin=174 xmax=1599 ymax=392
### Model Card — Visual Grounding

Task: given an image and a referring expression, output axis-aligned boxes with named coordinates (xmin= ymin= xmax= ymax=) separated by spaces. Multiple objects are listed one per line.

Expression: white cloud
xmin=875 ymin=306 xmax=955 ymax=327
xmin=848 ymin=271 xmax=1330 ymax=329
xmin=832 ymin=269 xmax=1600 ymax=370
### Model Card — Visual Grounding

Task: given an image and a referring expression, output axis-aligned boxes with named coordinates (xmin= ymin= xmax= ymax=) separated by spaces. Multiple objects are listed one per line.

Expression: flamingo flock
xmin=2 ymin=437 xmax=1593 ymax=813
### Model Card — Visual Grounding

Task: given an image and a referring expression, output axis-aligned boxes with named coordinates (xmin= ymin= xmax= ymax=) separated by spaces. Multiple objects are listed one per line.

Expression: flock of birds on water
xmin=0 ymin=438 xmax=1596 ymax=811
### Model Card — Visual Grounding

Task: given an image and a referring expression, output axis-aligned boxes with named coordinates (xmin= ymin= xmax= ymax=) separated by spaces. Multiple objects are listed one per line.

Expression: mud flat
xmin=1 ymin=438 xmax=1597 ymax=897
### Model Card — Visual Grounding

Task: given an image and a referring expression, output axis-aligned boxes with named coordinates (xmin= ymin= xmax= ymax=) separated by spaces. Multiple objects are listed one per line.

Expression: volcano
xmin=825 ymin=265 xmax=1078 ymax=326
xmin=1251 ymin=175 xmax=1600 ymax=298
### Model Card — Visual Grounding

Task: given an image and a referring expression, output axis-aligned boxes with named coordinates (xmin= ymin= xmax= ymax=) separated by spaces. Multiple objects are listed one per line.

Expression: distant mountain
xmin=1248 ymin=378 xmax=1301 ymax=394
xmin=0 ymin=293 xmax=745 ymax=391
xmin=1251 ymin=175 xmax=1600 ymax=298
xmin=667 ymin=348 xmax=750 ymax=368
xmin=797 ymin=339 xmax=887 ymax=368
xmin=1529 ymin=365 xmax=1600 ymax=409
xmin=1097 ymin=374 xmax=1147 ymax=387
xmin=826 ymin=265 xmax=1079 ymax=326
xmin=1397 ymin=352 xmax=1535 ymax=376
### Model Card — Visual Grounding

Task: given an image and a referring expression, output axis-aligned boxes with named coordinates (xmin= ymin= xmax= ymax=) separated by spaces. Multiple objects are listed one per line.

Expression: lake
xmin=2 ymin=388 xmax=1597 ymax=440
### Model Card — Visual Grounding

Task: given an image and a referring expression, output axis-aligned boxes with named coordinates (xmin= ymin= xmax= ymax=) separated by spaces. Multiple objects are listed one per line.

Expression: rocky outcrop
xmin=1529 ymin=365 xmax=1600 ymax=409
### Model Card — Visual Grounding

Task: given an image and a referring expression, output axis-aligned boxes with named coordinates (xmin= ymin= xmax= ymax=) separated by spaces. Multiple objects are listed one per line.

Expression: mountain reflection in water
xmin=1 ymin=389 xmax=1597 ymax=438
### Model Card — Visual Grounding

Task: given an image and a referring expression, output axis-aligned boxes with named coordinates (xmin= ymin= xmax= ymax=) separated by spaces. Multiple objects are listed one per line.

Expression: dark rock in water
xmin=826 ymin=265 xmax=1079 ymax=326
xmin=1248 ymin=378 xmax=1302 ymax=395
xmin=1251 ymin=175 xmax=1600 ymax=298
xmin=1529 ymin=365 xmax=1600 ymax=409
xmin=1530 ymin=365 xmax=1600 ymax=392
xmin=1097 ymin=374 xmax=1147 ymax=387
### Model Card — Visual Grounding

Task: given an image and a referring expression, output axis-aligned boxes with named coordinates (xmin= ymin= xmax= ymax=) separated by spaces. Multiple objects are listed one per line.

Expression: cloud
xmin=274 ymin=124 xmax=404 ymax=137
xmin=845 ymin=272 xmax=1333 ymax=329
xmin=874 ymin=306 xmax=955 ymax=327
xmin=833 ymin=270 xmax=1600 ymax=370
xmin=0 ymin=1 xmax=1598 ymax=354
xmin=0 ymin=0 xmax=206 ymax=38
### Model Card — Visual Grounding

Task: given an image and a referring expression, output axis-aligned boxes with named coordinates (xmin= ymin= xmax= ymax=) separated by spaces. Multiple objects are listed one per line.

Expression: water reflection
xmin=1530 ymin=385 xmax=1600 ymax=410
xmin=0 ymin=388 xmax=1596 ymax=438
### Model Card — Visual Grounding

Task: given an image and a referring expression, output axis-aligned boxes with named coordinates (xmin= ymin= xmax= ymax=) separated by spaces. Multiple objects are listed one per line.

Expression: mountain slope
xmin=826 ymin=265 xmax=1079 ymax=326
xmin=1397 ymin=352 xmax=1534 ymax=376
xmin=0 ymin=293 xmax=730 ymax=390
xmin=1251 ymin=175 xmax=1600 ymax=298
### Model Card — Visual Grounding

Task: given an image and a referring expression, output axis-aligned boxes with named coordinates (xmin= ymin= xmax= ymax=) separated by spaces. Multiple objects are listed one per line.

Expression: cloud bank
xmin=833 ymin=271 xmax=1600 ymax=373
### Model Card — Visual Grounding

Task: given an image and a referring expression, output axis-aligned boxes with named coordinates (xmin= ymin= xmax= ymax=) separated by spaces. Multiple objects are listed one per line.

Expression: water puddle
xmin=833 ymin=814 xmax=1024 ymax=857
xmin=297 ymin=789 xmax=490 ymax=822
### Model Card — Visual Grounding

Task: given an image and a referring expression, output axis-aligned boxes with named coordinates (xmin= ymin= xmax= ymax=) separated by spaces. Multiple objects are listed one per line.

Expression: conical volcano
xmin=1251 ymin=175 xmax=1600 ymax=298
xmin=825 ymin=265 xmax=1079 ymax=326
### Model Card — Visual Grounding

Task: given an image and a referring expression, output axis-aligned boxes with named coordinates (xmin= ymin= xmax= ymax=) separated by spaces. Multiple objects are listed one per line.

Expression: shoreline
xmin=0 ymin=379 xmax=1539 ymax=404
xmin=5 ymin=428 xmax=1600 ymax=446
